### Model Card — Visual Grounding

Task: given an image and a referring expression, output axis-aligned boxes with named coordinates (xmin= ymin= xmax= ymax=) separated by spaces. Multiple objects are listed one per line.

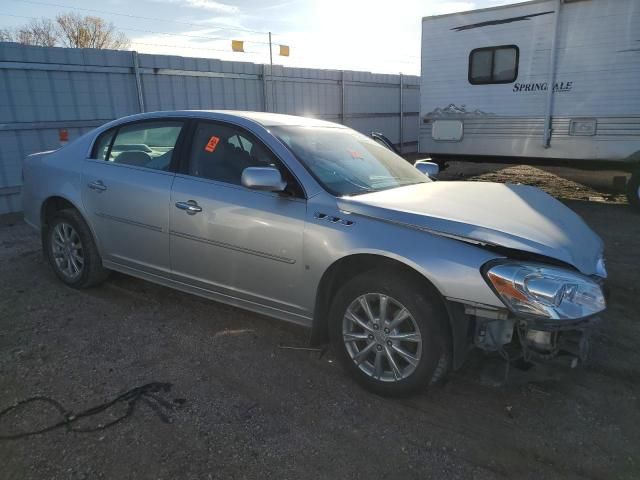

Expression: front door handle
xmin=88 ymin=180 xmax=107 ymax=192
xmin=175 ymin=200 xmax=202 ymax=215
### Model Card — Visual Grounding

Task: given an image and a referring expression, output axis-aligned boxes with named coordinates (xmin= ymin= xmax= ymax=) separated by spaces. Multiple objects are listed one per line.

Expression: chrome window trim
xmin=172 ymin=173 xmax=307 ymax=204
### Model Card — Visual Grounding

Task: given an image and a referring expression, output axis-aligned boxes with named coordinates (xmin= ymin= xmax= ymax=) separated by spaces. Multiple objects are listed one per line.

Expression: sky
xmin=1 ymin=0 xmax=524 ymax=75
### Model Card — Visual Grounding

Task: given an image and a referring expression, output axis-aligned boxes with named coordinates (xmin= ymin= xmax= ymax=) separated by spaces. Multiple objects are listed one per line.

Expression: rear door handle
xmin=175 ymin=200 xmax=202 ymax=215
xmin=88 ymin=180 xmax=107 ymax=192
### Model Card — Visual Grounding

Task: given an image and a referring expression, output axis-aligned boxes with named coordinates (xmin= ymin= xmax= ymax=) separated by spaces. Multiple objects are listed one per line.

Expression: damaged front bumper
xmin=457 ymin=302 xmax=602 ymax=369
xmin=447 ymin=299 xmax=601 ymax=370
xmin=469 ymin=259 xmax=608 ymax=369
xmin=515 ymin=315 xmax=601 ymax=367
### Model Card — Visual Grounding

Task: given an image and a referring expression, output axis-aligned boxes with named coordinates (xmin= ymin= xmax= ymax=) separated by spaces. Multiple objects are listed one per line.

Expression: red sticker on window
xmin=348 ymin=148 xmax=363 ymax=159
xmin=204 ymin=136 xmax=220 ymax=153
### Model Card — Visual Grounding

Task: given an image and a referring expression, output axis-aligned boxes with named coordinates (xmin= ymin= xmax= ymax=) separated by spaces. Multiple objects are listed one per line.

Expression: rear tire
xmin=44 ymin=208 xmax=109 ymax=288
xmin=329 ymin=269 xmax=449 ymax=396
xmin=627 ymin=169 xmax=640 ymax=212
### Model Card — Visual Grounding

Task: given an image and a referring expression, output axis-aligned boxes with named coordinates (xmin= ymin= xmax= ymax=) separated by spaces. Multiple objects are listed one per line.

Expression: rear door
xmin=169 ymin=120 xmax=309 ymax=319
xmin=82 ymin=119 xmax=185 ymax=275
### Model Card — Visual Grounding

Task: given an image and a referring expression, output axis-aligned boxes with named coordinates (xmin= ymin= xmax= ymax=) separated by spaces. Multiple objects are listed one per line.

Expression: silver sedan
xmin=22 ymin=111 xmax=607 ymax=396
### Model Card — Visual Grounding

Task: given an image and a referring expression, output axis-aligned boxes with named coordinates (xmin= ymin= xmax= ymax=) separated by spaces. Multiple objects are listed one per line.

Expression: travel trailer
xmin=419 ymin=0 xmax=640 ymax=209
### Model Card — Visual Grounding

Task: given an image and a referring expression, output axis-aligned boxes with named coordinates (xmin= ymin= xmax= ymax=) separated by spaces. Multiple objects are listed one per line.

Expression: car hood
xmin=338 ymin=181 xmax=604 ymax=275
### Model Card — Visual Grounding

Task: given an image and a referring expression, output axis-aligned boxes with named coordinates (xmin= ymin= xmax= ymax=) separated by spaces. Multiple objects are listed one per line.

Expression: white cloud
xmin=184 ymin=0 xmax=239 ymax=13
xmin=152 ymin=0 xmax=239 ymax=14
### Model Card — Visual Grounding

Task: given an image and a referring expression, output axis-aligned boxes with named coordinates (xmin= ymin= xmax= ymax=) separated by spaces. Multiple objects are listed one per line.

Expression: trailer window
xmin=469 ymin=45 xmax=519 ymax=84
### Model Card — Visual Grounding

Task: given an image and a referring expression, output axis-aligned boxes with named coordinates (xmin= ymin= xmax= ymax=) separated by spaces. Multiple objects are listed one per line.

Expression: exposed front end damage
xmin=447 ymin=261 xmax=606 ymax=378
xmin=517 ymin=316 xmax=601 ymax=366
xmin=470 ymin=309 xmax=600 ymax=370
xmin=444 ymin=247 xmax=607 ymax=376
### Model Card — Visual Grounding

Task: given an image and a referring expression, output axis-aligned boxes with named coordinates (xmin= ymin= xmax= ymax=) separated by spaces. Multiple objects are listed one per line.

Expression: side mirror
xmin=414 ymin=160 xmax=440 ymax=179
xmin=241 ymin=166 xmax=287 ymax=192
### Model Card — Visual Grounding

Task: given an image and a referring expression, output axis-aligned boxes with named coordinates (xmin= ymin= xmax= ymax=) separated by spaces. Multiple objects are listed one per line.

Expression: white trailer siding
xmin=419 ymin=0 xmax=640 ymax=163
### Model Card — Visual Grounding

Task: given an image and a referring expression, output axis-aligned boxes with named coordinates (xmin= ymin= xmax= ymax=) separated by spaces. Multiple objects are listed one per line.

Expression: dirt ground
xmin=1 ymin=163 xmax=639 ymax=479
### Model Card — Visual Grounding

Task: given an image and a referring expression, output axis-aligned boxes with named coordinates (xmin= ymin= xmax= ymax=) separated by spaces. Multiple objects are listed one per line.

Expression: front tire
xmin=44 ymin=209 xmax=109 ymax=288
xmin=329 ymin=269 xmax=448 ymax=396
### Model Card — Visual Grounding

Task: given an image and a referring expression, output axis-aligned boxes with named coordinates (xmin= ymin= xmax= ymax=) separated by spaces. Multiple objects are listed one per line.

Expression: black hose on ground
xmin=0 ymin=382 xmax=179 ymax=440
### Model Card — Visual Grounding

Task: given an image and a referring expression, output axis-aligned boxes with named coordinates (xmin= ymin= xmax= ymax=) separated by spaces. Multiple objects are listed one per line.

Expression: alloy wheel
xmin=342 ymin=293 xmax=423 ymax=382
xmin=51 ymin=222 xmax=84 ymax=280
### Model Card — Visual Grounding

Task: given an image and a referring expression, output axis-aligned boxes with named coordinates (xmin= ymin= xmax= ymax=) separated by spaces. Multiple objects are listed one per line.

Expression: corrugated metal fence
xmin=0 ymin=43 xmax=420 ymax=215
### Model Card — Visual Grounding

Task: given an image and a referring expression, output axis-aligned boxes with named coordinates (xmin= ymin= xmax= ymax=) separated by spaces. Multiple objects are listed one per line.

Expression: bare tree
xmin=17 ymin=18 xmax=59 ymax=47
xmin=0 ymin=19 xmax=58 ymax=47
xmin=0 ymin=12 xmax=130 ymax=50
xmin=55 ymin=13 xmax=130 ymax=50
xmin=0 ymin=27 xmax=15 ymax=42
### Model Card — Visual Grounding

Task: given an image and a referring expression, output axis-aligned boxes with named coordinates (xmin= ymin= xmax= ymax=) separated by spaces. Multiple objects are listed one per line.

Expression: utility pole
xmin=233 ymin=32 xmax=286 ymax=112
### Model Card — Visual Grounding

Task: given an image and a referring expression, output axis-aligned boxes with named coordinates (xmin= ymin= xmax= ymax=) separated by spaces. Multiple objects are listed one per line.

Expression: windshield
xmin=271 ymin=126 xmax=429 ymax=196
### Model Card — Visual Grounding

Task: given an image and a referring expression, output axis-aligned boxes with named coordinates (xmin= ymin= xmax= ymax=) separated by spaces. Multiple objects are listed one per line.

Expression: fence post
xmin=399 ymin=73 xmax=404 ymax=155
xmin=132 ymin=51 xmax=145 ymax=113
xmin=272 ymin=66 xmax=277 ymax=113
xmin=262 ymin=64 xmax=268 ymax=112
xmin=340 ymin=70 xmax=346 ymax=125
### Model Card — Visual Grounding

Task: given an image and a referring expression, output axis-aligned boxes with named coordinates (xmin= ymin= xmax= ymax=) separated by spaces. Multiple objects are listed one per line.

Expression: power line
xmin=0 ymin=12 xmax=43 ymax=22
xmin=0 ymin=12 xmax=274 ymax=45
xmin=7 ymin=0 xmax=269 ymax=35
xmin=123 ymin=28 xmax=272 ymax=46
xmin=129 ymin=40 xmax=261 ymax=55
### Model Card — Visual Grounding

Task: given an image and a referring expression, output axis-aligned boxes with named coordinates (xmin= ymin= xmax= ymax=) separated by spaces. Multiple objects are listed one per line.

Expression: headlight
xmin=482 ymin=261 xmax=606 ymax=320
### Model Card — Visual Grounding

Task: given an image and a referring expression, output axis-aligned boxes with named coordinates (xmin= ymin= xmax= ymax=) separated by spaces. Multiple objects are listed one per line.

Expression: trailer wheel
xmin=627 ymin=169 xmax=640 ymax=212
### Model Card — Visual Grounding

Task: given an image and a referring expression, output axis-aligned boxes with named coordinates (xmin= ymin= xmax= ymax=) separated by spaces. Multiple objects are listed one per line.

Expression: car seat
xmin=114 ymin=151 xmax=152 ymax=167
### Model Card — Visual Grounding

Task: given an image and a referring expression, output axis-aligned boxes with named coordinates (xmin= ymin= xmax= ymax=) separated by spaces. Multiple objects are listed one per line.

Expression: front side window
xmin=271 ymin=126 xmax=429 ymax=197
xmin=469 ymin=45 xmax=519 ymax=84
xmin=188 ymin=121 xmax=303 ymax=197
xmin=105 ymin=121 xmax=183 ymax=171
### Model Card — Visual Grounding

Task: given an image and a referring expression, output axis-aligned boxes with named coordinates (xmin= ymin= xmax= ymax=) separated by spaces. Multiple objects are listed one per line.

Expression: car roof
xmin=215 ymin=111 xmax=344 ymax=128
xmin=109 ymin=110 xmax=346 ymax=129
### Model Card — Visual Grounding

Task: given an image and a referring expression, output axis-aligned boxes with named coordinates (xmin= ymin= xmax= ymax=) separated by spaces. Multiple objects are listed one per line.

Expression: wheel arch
xmin=39 ymin=195 xmax=103 ymax=255
xmin=310 ymin=253 xmax=457 ymax=364
xmin=41 ymin=195 xmax=79 ymax=228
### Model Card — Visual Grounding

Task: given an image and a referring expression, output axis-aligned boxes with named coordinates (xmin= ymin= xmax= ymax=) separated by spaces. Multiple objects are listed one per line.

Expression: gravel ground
xmin=1 ymin=163 xmax=639 ymax=479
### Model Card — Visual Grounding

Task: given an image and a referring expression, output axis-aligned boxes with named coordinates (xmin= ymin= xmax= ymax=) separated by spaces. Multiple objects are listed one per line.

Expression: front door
xmin=82 ymin=120 xmax=185 ymax=275
xmin=169 ymin=121 xmax=308 ymax=320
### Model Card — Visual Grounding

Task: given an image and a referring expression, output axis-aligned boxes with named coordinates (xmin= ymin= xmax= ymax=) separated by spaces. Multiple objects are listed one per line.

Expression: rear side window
xmin=469 ymin=45 xmax=519 ymax=84
xmin=96 ymin=121 xmax=184 ymax=171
